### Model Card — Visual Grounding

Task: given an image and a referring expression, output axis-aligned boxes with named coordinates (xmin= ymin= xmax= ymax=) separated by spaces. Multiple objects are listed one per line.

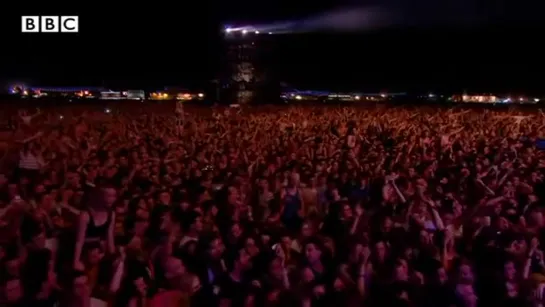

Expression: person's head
xmin=260 ymin=233 xmax=271 ymax=246
xmin=227 ymin=186 xmax=240 ymax=205
xmin=301 ymin=222 xmax=313 ymax=238
xmin=280 ymin=234 xmax=292 ymax=250
xmin=163 ymin=256 xmax=187 ymax=280
xmin=304 ymin=239 xmax=322 ymax=265
xmin=230 ymin=223 xmax=243 ymax=239
xmin=504 ymin=260 xmax=517 ymax=281
xmin=374 ymin=240 xmax=388 ymax=261
xmin=205 ymin=203 xmax=218 ymax=218
xmin=437 ymin=266 xmax=448 ymax=285
xmin=496 ymin=216 xmax=510 ymax=231
xmin=269 ymin=257 xmax=284 ymax=280
xmin=88 ymin=186 xmax=117 ymax=211
xmin=4 ymin=252 xmax=21 ymax=278
xmin=207 ymin=237 xmax=225 ymax=260
xmin=133 ymin=277 xmax=148 ymax=297
xmin=323 ymin=237 xmax=335 ymax=255
xmin=71 ymin=271 xmax=90 ymax=298
xmin=85 ymin=243 xmax=104 ymax=266
xmin=381 ymin=217 xmax=393 ymax=233
xmin=419 ymin=229 xmax=433 ymax=246
xmin=341 ymin=203 xmax=353 ymax=219
xmin=244 ymin=237 xmax=260 ymax=257
xmin=456 ymin=283 xmax=478 ymax=307
xmin=180 ymin=208 xmax=201 ymax=234
xmin=458 ymin=262 xmax=474 ymax=284
xmin=60 ymin=188 xmax=74 ymax=202
xmin=120 ymin=261 xmax=150 ymax=303
xmin=232 ymin=248 xmax=252 ymax=272
xmin=34 ymin=184 xmax=46 ymax=195
xmin=393 ymin=258 xmax=409 ymax=281
xmin=3 ymin=278 xmax=23 ymax=303
xmin=530 ymin=210 xmax=544 ymax=228
xmin=258 ymin=178 xmax=269 ymax=191
xmin=39 ymin=193 xmax=54 ymax=210
xmin=158 ymin=191 xmax=171 ymax=205
xmin=288 ymin=172 xmax=300 ymax=187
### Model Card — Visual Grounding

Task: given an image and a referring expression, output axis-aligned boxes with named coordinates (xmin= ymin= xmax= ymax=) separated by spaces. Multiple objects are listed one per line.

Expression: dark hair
xmin=302 ymin=237 xmax=324 ymax=253
xmin=182 ymin=211 xmax=202 ymax=232
xmin=225 ymin=247 xmax=247 ymax=271
xmin=116 ymin=258 xmax=151 ymax=306
xmin=85 ymin=186 xmax=112 ymax=211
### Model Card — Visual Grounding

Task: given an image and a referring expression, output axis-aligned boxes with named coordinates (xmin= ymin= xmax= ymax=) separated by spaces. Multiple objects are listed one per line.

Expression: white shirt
xmin=19 ymin=151 xmax=42 ymax=170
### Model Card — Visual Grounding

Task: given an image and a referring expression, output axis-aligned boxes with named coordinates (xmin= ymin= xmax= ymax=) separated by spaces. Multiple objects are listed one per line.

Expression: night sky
xmin=1 ymin=0 xmax=544 ymax=94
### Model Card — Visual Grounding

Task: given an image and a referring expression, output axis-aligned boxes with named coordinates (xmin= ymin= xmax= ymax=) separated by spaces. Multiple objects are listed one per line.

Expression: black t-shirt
xmin=24 ymin=293 xmax=59 ymax=307
xmin=424 ymin=284 xmax=456 ymax=307
xmin=219 ymin=274 xmax=248 ymax=307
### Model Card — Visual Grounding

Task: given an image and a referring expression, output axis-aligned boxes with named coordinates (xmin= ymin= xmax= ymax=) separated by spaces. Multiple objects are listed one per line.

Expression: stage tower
xmin=221 ymin=27 xmax=278 ymax=104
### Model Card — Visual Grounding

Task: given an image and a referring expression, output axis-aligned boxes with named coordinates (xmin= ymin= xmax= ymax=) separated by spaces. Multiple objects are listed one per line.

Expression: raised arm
xmin=73 ymin=211 xmax=90 ymax=269
xmin=109 ymin=249 xmax=126 ymax=293
xmin=389 ymin=176 xmax=406 ymax=203
xmin=107 ymin=211 xmax=116 ymax=254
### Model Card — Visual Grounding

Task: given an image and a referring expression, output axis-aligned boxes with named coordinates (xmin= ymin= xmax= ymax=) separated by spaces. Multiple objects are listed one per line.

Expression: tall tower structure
xmin=222 ymin=28 xmax=278 ymax=105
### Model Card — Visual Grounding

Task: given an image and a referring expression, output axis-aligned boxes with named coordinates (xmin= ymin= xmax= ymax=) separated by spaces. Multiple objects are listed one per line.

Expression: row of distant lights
xmin=225 ymin=28 xmax=273 ymax=35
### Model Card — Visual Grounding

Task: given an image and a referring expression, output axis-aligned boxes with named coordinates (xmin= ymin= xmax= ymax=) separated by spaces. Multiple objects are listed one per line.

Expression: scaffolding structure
xmin=224 ymin=32 xmax=259 ymax=104
xmin=222 ymin=30 xmax=281 ymax=104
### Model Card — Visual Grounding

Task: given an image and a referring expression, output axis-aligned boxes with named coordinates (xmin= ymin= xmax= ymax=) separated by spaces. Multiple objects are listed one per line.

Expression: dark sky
xmin=1 ymin=0 xmax=544 ymax=93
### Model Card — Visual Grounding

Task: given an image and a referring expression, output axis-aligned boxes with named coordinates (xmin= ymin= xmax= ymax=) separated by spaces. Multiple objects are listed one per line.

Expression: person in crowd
xmin=0 ymin=101 xmax=543 ymax=307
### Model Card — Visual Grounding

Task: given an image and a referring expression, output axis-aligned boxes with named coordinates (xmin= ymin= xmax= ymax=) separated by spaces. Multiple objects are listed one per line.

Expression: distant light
xmin=84 ymin=90 xmax=89 ymax=95
xmin=428 ymin=93 xmax=435 ymax=98
xmin=354 ymin=95 xmax=360 ymax=100
xmin=23 ymin=90 xmax=28 ymax=95
xmin=242 ymin=29 xmax=248 ymax=34
xmin=255 ymin=31 xmax=259 ymax=34
xmin=268 ymin=32 xmax=272 ymax=35
xmin=198 ymin=93 xmax=204 ymax=98
xmin=519 ymin=97 xmax=524 ymax=102
xmin=380 ymin=94 xmax=386 ymax=98
xmin=295 ymin=95 xmax=302 ymax=100
xmin=534 ymin=98 xmax=540 ymax=102
xmin=59 ymin=115 xmax=64 ymax=119
xmin=225 ymin=28 xmax=232 ymax=33
xmin=105 ymin=108 xmax=111 ymax=113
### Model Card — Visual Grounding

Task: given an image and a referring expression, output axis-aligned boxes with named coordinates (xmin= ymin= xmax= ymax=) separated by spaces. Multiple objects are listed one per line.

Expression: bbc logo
xmin=21 ymin=16 xmax=79 ymax=33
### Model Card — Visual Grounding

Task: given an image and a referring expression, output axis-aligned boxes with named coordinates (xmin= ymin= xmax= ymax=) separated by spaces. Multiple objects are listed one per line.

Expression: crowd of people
xmin=0 ymin=101 xmax=544 ymax=307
